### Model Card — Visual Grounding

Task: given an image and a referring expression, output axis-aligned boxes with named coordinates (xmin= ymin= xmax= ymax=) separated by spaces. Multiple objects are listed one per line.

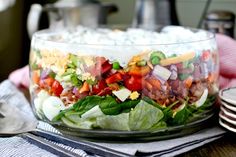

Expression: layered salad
xmin=30 ymin=26 xmax=219 ymax=131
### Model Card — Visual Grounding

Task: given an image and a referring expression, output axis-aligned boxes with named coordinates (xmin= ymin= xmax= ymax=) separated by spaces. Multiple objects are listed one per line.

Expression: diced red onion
xmin=40 ymin=69 xmax=51 ymax=79
xmin=161 ymin=85 xmax=167 ymax=91
xmin=72 ymin=87 xmax=79 ymax=94
xmin=200 ymin=63 xmax=208 ymax=78
xmin=170 ymin=70 xmax=178 ymax=80
xmin=152 ymin=65 xmax=171 ymax=82
xmin=170 ymin=64 xmax=177 ymax=71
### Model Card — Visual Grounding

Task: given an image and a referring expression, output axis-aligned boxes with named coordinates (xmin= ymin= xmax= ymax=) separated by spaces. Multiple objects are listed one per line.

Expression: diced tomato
xmin=101 ymin=60 xmax=112 ymax=74
xmin=105 ymin=72 xmax=123 ymax=84
xmin=128 ymin=65 xmax=151 ymax=76
xmin=92 ymin=80 xmax=107 ymax=94
xmin=201 ymin=50 xmax=211 ymax=61
xmin=51 ymin=80 xmax=63 ymax=96
xmin=124 ymin=75 xmax=143 ymax=91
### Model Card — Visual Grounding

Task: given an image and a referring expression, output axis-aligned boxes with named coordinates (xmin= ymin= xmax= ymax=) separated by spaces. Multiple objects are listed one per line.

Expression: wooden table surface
xmin=178 ymin=131 xmax=236 ymax=157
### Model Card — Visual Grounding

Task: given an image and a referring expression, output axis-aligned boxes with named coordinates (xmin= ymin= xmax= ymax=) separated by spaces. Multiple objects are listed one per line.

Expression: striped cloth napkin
xmin=0 ymin=80 xmax=226 ymax=157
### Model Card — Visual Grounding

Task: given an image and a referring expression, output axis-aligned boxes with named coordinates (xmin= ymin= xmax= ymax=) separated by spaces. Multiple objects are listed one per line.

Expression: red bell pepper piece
xmin=105 ymin=72 xmax=123 ymax=84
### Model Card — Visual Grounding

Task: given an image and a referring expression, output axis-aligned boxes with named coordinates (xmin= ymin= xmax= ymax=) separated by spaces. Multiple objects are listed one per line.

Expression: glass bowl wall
xmin=29 ymin=26 xmax=219 ymax=138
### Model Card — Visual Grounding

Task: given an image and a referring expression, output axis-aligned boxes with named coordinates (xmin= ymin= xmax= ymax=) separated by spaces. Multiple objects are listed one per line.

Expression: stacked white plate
xmin=219 ymin=87 xmax=236 ymax=132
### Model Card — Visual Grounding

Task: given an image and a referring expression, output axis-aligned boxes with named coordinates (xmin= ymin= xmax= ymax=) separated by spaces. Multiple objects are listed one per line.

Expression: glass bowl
xmin=29 ymin=26 xmax=219 ymax=139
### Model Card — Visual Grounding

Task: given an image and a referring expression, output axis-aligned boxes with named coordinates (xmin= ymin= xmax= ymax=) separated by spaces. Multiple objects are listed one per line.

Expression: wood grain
xmin=178 ymin=132 xmax=236 ymax=157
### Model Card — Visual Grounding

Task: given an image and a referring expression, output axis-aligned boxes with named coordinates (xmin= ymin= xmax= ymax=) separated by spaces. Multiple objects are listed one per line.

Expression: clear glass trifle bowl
xmin=29 ymin=26 xmax=219 ymax=139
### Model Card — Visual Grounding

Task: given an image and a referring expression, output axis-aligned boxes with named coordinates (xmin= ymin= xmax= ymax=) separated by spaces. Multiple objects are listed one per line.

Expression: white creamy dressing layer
xmin=32 ymin=26 xmax=217 ymax=67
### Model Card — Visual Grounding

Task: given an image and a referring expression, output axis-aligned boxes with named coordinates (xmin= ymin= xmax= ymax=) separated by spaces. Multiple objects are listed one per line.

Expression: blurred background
xmin=0 ymin=0 xmax=235 ymax=81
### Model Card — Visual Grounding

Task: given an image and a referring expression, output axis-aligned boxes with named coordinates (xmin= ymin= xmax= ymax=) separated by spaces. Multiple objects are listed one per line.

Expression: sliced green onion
xmin=86 ymin=79 xmax=97 ymax=85
xmin=112 ymin=61 xmax=120 ymax=70
xmin=71 ymin=74 xmax=82 ymax=87
xmin=136 ymin=60 xmax=147 ymax=66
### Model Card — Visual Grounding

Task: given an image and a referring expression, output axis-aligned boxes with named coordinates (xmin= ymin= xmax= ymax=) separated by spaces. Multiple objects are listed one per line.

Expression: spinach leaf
xmin=171 ymin=106 xmax=191 ymax=125
xmin=75 ymin=96 xmax=102 ymax=115
xmin=162 ymin=101 xmax=179 ymax=122
xmin=120 ymin=99 xmax=140 ymax=110
xmin=142 ymin=96 xmax=163 ymax=110
xmin=99 ymin=96 xmax=121 ymax=115
xmin=73 ymin=95 xmax=122 ymax=116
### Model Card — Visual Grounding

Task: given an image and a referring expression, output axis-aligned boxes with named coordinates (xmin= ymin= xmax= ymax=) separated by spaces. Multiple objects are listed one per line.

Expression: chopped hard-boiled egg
xmin=130 ymin=91 xmax=140 ymax=100
xmin=195 ymin=89 xmax=208 ymax=108
xmin=112 ymin=88 xmax=131 ymax=102
xmin=42 ymin=96 xmax=65 ymax=121
xmin=34 ymin=90 xmax=50 ymax=116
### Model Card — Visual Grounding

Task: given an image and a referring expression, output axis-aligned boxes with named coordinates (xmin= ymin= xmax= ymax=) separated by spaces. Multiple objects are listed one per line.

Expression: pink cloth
xmin=8 ymin=34 xmax=236 ymax=89
xmin=8 ymin=65 xmax=29 ymax=88
xmin=216 ymin=34 xmax=236 ymax=89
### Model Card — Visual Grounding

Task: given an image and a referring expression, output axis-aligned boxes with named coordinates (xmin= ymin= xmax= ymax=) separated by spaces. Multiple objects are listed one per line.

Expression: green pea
xmin=112 ymin=61 xmax=120 ymax=70
xmin=151 ymin=56 xmax=160 ymax=65
xmin=136 ymin=60 xmax=147 ymax=66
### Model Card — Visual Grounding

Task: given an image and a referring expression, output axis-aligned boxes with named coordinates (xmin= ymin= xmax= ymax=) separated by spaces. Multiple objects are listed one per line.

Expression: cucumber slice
xmin=150 ymin=51 xmax=166 ymax=60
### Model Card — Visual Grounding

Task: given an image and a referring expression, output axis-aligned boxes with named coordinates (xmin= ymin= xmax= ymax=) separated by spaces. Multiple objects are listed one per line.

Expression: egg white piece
xmin=34 ymin=90 xmax=50 ymax=113
xmin=42 ymin=96 xmax=65 ymax=121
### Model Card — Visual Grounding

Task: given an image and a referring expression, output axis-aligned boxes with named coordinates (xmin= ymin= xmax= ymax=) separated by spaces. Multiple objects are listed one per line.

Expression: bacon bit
xmin=144 ymin=81 xmax=153 ymax=91
xmin=147 ymin=77 xmax=161 ymax=90
xmin=184 ymin=76 xmax=193 ymax=88
xmin=207 ymin=73 xmax=216 ymax=83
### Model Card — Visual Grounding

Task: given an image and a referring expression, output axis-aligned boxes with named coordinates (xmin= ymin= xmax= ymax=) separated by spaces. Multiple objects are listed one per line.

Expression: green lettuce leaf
xmin=81 ymin=105 xmax=104 ymax=119
xmin=61 ymin=117 xmax=95 ymax=129
xmin=149 ymin=121 xmax=167 ymax=131
xmin=129 ymin=100 xmax=164 ymax=130
xmin=97 ymin=113 xmax=129 ymax=131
